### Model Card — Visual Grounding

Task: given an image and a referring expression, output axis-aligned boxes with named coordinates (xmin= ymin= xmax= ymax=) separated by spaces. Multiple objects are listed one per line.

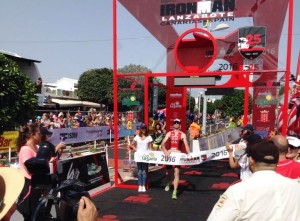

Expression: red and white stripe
xmin=276 ymin=105 xmax=283 ymax=133
xmin=287 ymin=99 xmax=300 ymax=135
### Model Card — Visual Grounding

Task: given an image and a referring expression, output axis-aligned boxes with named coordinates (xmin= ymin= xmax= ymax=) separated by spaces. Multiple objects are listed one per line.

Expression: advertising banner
xmin=252 ymin=86 xmax=277 ymax=138
xmin=48 ymin=124 xmax=140 ymax=146
xmin=134 ymin=146 xmax=230 ymax=166
xmin=57 ymin=152 xmax=110 ymax=191
xmin=166 ymin=87 xmax=186 ymax=132
xmin=0 ymin=131 xmax=19 ymax=153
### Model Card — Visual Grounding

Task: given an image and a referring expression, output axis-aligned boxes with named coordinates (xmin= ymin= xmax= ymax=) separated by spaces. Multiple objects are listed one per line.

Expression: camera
xmin=56 ymin=179 xmax=90 ymax=221
xmin=25 ymin=141 xmax=90 ymax=221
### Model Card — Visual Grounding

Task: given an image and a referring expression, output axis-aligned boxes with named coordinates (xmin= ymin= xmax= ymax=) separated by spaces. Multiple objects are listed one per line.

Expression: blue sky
xmin=0 ymin=0 xmax=299 ymax=98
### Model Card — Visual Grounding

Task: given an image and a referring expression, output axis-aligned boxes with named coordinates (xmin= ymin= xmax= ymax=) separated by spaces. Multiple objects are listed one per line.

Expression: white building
xmin=1 ymin=50 xmax=101 ymax=109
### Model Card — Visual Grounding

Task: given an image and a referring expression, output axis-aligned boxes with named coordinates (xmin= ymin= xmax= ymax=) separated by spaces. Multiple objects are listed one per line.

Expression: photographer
xmin=23 ymin=126 xmax=98 ymax=221
xmin=40 ymin=126 xmax=65 ymax=158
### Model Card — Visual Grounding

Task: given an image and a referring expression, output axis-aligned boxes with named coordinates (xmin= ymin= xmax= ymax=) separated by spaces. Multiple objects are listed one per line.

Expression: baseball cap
xmin=247 ymin=140 xmax=279 ymax=164
xmin=286 ymin=136 xmax=300 ymax=148
xmin=140 ymin=123 xmax=147 ymax=129
xmin=173 ymin=119 xmax=181 ymax=124
xmin=241 ymin=124 xmax=254 ymax=132
xmin=40 ymin=127 xmax=53 ymax=137
xmin=0 ymin=168 xmax=25 ymax=220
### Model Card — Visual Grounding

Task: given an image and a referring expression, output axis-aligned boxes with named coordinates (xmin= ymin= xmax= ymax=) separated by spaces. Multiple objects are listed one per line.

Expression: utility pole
xmin=152 ymin=77 xmax=158 ymax=114
xmin=188 ymin=88 xmax=191 ymax=112
xmin=202 ymin=91 xmax=207 ymax=135
xmin=198 ymin=91 xmax=202 ymax=122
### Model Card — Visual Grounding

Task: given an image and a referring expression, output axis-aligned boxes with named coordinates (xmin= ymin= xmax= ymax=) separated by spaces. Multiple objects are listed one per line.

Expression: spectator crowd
xmin=35 ymin=109 xmax=140 ymax=129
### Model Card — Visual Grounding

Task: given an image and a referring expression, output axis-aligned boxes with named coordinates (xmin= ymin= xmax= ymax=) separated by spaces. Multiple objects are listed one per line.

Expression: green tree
xmin=214 ymin=99 xmax=223 ymax=110
xmin=118 ymin=64 xmax=167 ymax=113
xmin=220 ymin=89 xmax=252 ymax=117
xmin=157 ymin=83 xmax=166 ymax=109
xmin=207 ymin=100 xmax=216 ymax=114
xmin=77 ymin=68 xmax=114 ymax=110
xmin=186 ymin=93 xmax=196 ymax=112
xmin=77 ymin=65 xmax=161 ymax=112
xmin=0 ymin=54 xmax=37 ymax=134
xmin=118 ymin=64 xmax=151 ymax=112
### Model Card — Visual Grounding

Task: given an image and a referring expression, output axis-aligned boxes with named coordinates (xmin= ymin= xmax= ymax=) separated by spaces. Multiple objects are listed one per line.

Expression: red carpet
xmin=92 ymin=159 xmax=239 ymax=221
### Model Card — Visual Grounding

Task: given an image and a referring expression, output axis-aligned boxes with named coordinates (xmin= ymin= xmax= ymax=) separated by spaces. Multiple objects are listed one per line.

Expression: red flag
xmin=287 ymin=100 xmax=300 ymax=135
xmin=276 ymin=105 xmax=283 ymax=133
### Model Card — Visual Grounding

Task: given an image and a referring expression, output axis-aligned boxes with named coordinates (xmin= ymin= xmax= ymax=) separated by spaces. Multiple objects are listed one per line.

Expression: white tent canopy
xmin=51 ymin=98 xmax=101 ymax=108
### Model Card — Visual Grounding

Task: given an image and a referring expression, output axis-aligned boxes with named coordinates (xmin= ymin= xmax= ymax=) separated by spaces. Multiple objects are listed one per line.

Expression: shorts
xmin=166 ymin=165 xmax=181 ymax=169
xmin=153 ymin=144 xmax=162 ymax=150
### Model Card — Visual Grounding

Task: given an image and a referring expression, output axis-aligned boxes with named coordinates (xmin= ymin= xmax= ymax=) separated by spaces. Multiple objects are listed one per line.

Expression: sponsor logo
xmin=142 ymin=152 xmax=158 ymax=162
xmin=86 ymin=129 xmax=103 ymax=134
xmin=201 ymin=154 xmax=207 ymax=161
xmin=179 ymin=155 xmax=201 ymax=163
xmin=255 ymin=96 xmax=278 ymax=108
xmin=260 ymin=110 xmax=269 ymax=123
xmin=170 ymin=102 xmax=182 ymax=109
xmin=59 ymin=132 xmax=78 ymax=139
xmin=253 ymin=82 xmax=281 ymax=87
xmin=238 ymin=26 xmax=266 ymax=60
xmin=160 ymin=0 xmax=235 ymax=25
xmin=67 ymin=162 xmax=80 ymax=180
xmin=170 ymin=93 xmax=182 ymax=98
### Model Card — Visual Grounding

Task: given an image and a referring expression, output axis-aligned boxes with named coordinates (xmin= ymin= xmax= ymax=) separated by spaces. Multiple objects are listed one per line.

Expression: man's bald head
xmin=270 ymin=135 xmax=289 ymax=154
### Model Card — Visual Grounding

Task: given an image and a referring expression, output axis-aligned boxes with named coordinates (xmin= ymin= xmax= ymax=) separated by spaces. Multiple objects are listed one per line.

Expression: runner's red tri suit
xmin=170 ymin=131 xmax=182 ymax=151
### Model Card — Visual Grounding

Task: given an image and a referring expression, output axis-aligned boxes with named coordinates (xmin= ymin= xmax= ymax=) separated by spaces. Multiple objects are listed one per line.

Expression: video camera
xmin=25 ymin=141 xmax=90 ymax=221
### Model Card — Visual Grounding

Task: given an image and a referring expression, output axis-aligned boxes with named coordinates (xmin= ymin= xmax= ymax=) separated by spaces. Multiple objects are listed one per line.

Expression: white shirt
xmin=134 ymin=135 xmax=153 ymax=152
xmin=207 ymin=170 xmax=300 ymax=221
xmin=238 ymin=155 xmax=252 ymax=180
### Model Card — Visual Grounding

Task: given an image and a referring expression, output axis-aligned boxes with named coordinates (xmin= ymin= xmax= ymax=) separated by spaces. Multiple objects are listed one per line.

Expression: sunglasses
xmin=174 ymin=121 xmax=180 ymax=124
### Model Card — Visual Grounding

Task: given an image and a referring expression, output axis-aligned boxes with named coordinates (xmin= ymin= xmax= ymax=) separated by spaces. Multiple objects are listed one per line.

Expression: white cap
xmin=173 ymin=118 xmax=181 ymax=123
xmin=286 ymin=136 xmax=300 ymax=147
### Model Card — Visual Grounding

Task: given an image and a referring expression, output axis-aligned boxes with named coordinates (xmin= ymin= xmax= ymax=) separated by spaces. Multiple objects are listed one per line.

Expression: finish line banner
xmin=134 ymin=146 xmax=230 ymax=166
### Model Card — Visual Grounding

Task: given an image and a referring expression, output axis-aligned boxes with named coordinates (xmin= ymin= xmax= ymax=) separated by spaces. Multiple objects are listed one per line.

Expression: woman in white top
xmin=225 ymin=134 xmax=262 ymax=180
xmin=130 ymin=123 xmax=153 ymax=192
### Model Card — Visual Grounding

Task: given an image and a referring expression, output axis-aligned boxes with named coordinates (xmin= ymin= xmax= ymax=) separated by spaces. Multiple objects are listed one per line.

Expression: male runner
xmin=161 ymin=118 xmax=191 ymax=200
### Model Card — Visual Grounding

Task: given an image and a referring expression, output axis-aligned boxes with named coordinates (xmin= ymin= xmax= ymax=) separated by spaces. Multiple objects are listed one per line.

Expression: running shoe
xmin=172 ymin=191 xmax=177 ymax=200
xmin=138 ymin=186 xmax=142 ymax=192
xmin=165 ymin=182 xmax=171 ymax=191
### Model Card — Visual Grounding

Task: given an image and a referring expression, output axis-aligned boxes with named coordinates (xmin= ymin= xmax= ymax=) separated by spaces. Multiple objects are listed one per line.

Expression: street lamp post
xmin=198 ymin=92 xmax=202 ymax=123
xmin=188 ymin=88 xmax=192 ymax=112
xmin=202 ymin=95 xmax=207 ymax=135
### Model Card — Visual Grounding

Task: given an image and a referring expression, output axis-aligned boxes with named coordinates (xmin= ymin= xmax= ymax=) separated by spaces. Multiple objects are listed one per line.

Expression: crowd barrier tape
xmin=0 ymin=126 xmax=241 ymax=154
xmin=48 ymin=124 xmax=140 ymax=145
xmin=134 ymin=146 xmax=232 ymax=165
xmin=134 ymin=142 xmax=245 ymax=166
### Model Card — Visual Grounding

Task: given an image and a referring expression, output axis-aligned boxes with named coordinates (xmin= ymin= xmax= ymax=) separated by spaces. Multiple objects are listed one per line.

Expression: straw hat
xmin=0 ymin=168 xmax=25 ymax=220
